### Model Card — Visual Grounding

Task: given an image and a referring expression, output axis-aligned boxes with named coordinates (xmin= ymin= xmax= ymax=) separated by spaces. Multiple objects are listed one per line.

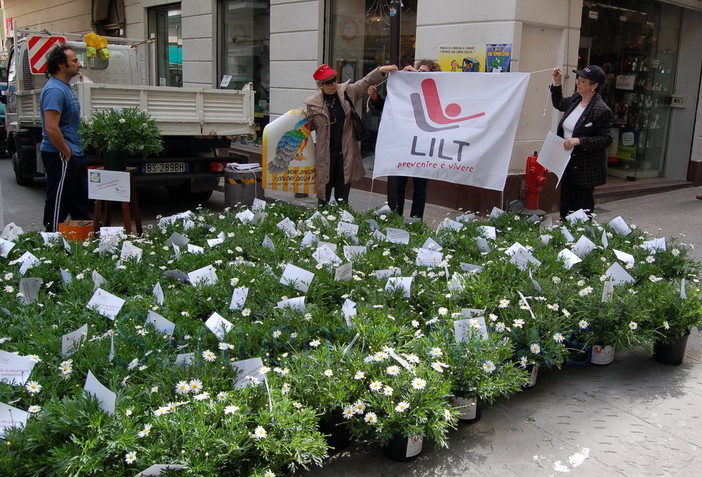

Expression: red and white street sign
xmin=28 ymin=35 xmax=66 ymax=74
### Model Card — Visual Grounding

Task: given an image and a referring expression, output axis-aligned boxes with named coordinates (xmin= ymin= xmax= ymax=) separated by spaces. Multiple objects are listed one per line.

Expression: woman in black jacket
xmin=551 ymin=65 xmax=613 ymax=221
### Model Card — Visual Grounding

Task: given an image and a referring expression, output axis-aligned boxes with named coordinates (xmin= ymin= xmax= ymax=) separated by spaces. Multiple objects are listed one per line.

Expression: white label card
xmin=145 ymin=311 xmax=176 ymax=338
xmin=0 ymin=350 xmax=35 ymax=385
xmin=385 ymin=277 xmax=413 ymax=298
xmin=613 ymin=249 xmax=635 ymax=265
xmin=335 ymin=263 xmax=353 ymax=282
xmin=153 ymin=282 xmax=164 ymax=305
xmin=0 ymin=402 xmax=28 ymax=438
xmin=262 ymin=235 xmax=275 ymax=251
xmin=18 ymin=277 xmax=42 ymax=304
xmin=386 ymin=228 xmax=410 ymax=244
xmin=421 ymin=237 xmax=443 ymax=251
xmin=343 ymin=245 xmax=367 ymax=260
xmin=565 ymin=209 xmax=589 ymax=223
xmin=229 ymin=286 xmax=249 ymax=310
xmin=84 ymin=370 xmax=116 ymax=415
xmin=86 ymin=288 xmax=125 ymax=320
xmin=276 ymin=217 xmax=298 ymax=237
xmin=337 ymin=221 xmax=359 ymax=236
xmin=17 ymin=251 xmax=40 ymax=276
xmin=416 ymin=248 xmax=443 ymax=267
xmin=231 ymin=357 xmax=266 ymax=388
xmin=0 ymin=238 xmax=16 ymax=258
xmin=236 ymin=209 xmax=255 ymax=224
xmin=280 ymin=264 xmax=314 ymax=292
xmin=165 ymin=232 xmax=189 ymax=247
xmin=476 ymin=237 xmax=491 ymax=253
xmin=605 ymin=262 xmax=634 ymax=286
xmin=440 ymin=218 xmax=464 ymax=231
xmin=62 ymin=324 xmax=88 ymax=357
xmin=205 ymin=312 xmax=234 ymax=341
xmin=572 ymin=235 xmax=597 ymax=258
xmin=135 ymin=464 xmax=187 ymax=476
xmin=557 ymin=249 xmax=582 ymax=269
xmin=188 ymin=265 xmax=217 ymax=286
xmin=608 ymin=216 xmax=632 ymax=236
xmin=276 ymin=296 xmax=307 ymax=312
xmin=477 ymin=226 xmax=496 ymax=239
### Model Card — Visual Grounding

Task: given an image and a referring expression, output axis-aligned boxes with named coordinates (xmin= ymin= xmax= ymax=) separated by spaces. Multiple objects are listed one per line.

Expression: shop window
xmin=329 ymin=0 xmax=417 ymax=157
xmin=220 ymin=0 xmax=270 ymax=145
xmin=580 ymin=0 xmax=681 ymax=180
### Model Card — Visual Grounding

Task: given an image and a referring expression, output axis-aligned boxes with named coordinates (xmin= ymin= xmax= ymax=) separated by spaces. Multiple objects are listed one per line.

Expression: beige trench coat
xmin=304 ymin=67 xmax=387 ymax=201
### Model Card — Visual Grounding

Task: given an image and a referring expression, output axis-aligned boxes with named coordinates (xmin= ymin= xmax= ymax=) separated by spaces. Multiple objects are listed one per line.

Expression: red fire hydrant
xmin=524 ymin=151 xmax=548 ymax=213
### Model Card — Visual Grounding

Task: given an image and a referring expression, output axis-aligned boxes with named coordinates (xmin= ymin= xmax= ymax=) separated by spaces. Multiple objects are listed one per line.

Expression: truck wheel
xmin=12 ymin=150 xmax=34 ymax=186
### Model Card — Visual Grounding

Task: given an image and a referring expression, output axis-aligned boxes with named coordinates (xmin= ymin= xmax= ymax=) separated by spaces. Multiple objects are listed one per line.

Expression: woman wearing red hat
xmin=551 ymin=65 xmax=613 ymax=221
xmin=305 ymin=63 xmax=397 ymax=204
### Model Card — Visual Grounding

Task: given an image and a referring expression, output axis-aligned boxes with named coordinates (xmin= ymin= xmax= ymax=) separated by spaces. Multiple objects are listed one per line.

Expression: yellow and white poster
xmin=438 ymin=45 xmax=485 ymax=72
xmin=262 ymin=109 xmax=316 ymax=195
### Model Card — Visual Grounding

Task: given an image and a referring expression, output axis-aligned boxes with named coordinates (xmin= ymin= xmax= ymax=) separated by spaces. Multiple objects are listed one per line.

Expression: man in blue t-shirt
xmin=40 ymin=44 xmax=91 ymax=232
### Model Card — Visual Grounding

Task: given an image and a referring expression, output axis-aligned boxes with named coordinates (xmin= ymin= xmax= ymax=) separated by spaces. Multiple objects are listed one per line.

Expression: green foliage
xmin=0 ymin=204 xmax=700 ymax=476
xmin=79 ymin=107 xmax=163 ymax=158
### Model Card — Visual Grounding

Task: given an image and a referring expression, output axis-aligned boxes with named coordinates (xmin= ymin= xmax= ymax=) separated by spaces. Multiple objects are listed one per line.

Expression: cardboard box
xmin=58 ymin=220 xmax=94 ymax=241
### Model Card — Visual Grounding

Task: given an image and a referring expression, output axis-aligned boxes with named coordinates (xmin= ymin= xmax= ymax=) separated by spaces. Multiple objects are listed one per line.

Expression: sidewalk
xmin=272 ymin=185 xmax=702 ymax=477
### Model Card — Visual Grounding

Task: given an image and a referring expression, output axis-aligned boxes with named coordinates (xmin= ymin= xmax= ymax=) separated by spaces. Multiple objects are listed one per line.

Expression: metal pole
xmin=389 ymin=0 xmax=401 ymax=66
xmin=386 ymin=1 xmax=402 ymax=213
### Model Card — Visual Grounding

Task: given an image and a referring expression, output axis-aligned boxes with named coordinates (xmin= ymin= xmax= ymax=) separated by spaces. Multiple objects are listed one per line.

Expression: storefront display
xmin=580 ymin=0 xmax=681 ymax=180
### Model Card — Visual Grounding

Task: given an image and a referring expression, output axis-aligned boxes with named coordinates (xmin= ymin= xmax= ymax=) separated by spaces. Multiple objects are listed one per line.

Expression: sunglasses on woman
xmin=321 ymin=77 xmax=337 ymax=85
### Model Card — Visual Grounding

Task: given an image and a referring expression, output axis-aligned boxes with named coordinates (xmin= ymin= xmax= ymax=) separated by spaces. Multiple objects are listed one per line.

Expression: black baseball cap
xmin=573 ymin=65 xmax=606 ymax=86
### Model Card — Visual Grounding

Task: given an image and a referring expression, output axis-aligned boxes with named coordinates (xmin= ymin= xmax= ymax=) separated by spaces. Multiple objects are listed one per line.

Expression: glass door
xmin=149 ymin=4 xmax=183 ymax=87
xmin=580 ymin=0 xmax=681 ymax=180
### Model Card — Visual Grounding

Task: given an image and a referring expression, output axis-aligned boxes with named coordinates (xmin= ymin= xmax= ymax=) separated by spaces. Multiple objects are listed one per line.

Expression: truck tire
xmin=12 ymin=145 xmax=36 ymax=186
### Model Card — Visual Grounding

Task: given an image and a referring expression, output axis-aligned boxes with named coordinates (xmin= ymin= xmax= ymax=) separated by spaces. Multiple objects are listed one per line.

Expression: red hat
xmin=313 ymin=64 xmax=337 ymax=81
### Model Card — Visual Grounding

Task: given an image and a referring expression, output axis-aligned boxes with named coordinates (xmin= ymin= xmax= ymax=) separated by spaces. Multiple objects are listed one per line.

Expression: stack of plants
xmin=0 ymin=201 xmax=700 ymax=476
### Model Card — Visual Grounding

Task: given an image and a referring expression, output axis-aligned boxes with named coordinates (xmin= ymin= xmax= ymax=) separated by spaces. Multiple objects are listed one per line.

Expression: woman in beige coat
xmin=305 ymin=63 xmax=397 ymax=204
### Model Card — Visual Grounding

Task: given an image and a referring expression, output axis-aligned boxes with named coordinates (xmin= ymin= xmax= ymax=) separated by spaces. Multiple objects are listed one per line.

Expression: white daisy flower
xmin=138 ymin=424 xmax=152 ymax=438
xmin=395 ymin=401 xmax=410 ymax=412
xmin=202 ymin=350 xmax=216 ymax=362
xmin=224 ymin=405 xmax=240 ymax=415
xmin=175 ymin=381 xmax=191 ymax=394
xmin=252 ymin=426 xmax=268 ymax=439
xmin=411 ymin=378 xmax=427 ymax=390
xmin=25 ymin=381 xmax=42 ymax=394
xmin=125 ymin=451 xmax=136 ymax=464
xmin=386 ymin=365 xmax=401 ymax=376
xmin=482 ymin=361 xmax=496 ymax=373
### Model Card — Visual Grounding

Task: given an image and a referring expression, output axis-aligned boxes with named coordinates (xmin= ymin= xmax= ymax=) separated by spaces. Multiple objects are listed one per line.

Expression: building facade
xmin=4 ymin=0 xmax=701 ymax=212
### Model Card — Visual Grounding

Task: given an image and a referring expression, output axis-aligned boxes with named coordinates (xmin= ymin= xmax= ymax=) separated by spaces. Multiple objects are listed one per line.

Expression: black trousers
xmin=42 ymin=151 xmax=91 ymax=232
xmin=559 ymin=165 xmax=594 ymax=221
xmin=322 ymin=151 xmax=351 ymax=204
xmin=387 ymin=176 xmax=429 ymax=219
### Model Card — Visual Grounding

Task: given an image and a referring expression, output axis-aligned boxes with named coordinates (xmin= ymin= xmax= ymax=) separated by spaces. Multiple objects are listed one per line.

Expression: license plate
xmin=142 ymin=162 xmax=188 ymax=174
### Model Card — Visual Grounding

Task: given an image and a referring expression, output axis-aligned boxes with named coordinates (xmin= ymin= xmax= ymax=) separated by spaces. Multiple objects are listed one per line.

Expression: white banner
xmin=373 ymin=71 xmax=530 ymax=191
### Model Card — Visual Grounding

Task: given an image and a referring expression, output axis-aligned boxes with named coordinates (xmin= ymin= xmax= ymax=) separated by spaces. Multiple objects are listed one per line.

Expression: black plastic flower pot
xmin=103 ymin=150 xmax=128 ymax=171
xmin=653 ymin=332 xmax=690 ymax=366
xmin=450 ymin=395 xmax=482 ymax=422
xmin=318 ymin=409 xmax=352 ymax=452
xmin=382 ymin=435 xmax=423 ymax=462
